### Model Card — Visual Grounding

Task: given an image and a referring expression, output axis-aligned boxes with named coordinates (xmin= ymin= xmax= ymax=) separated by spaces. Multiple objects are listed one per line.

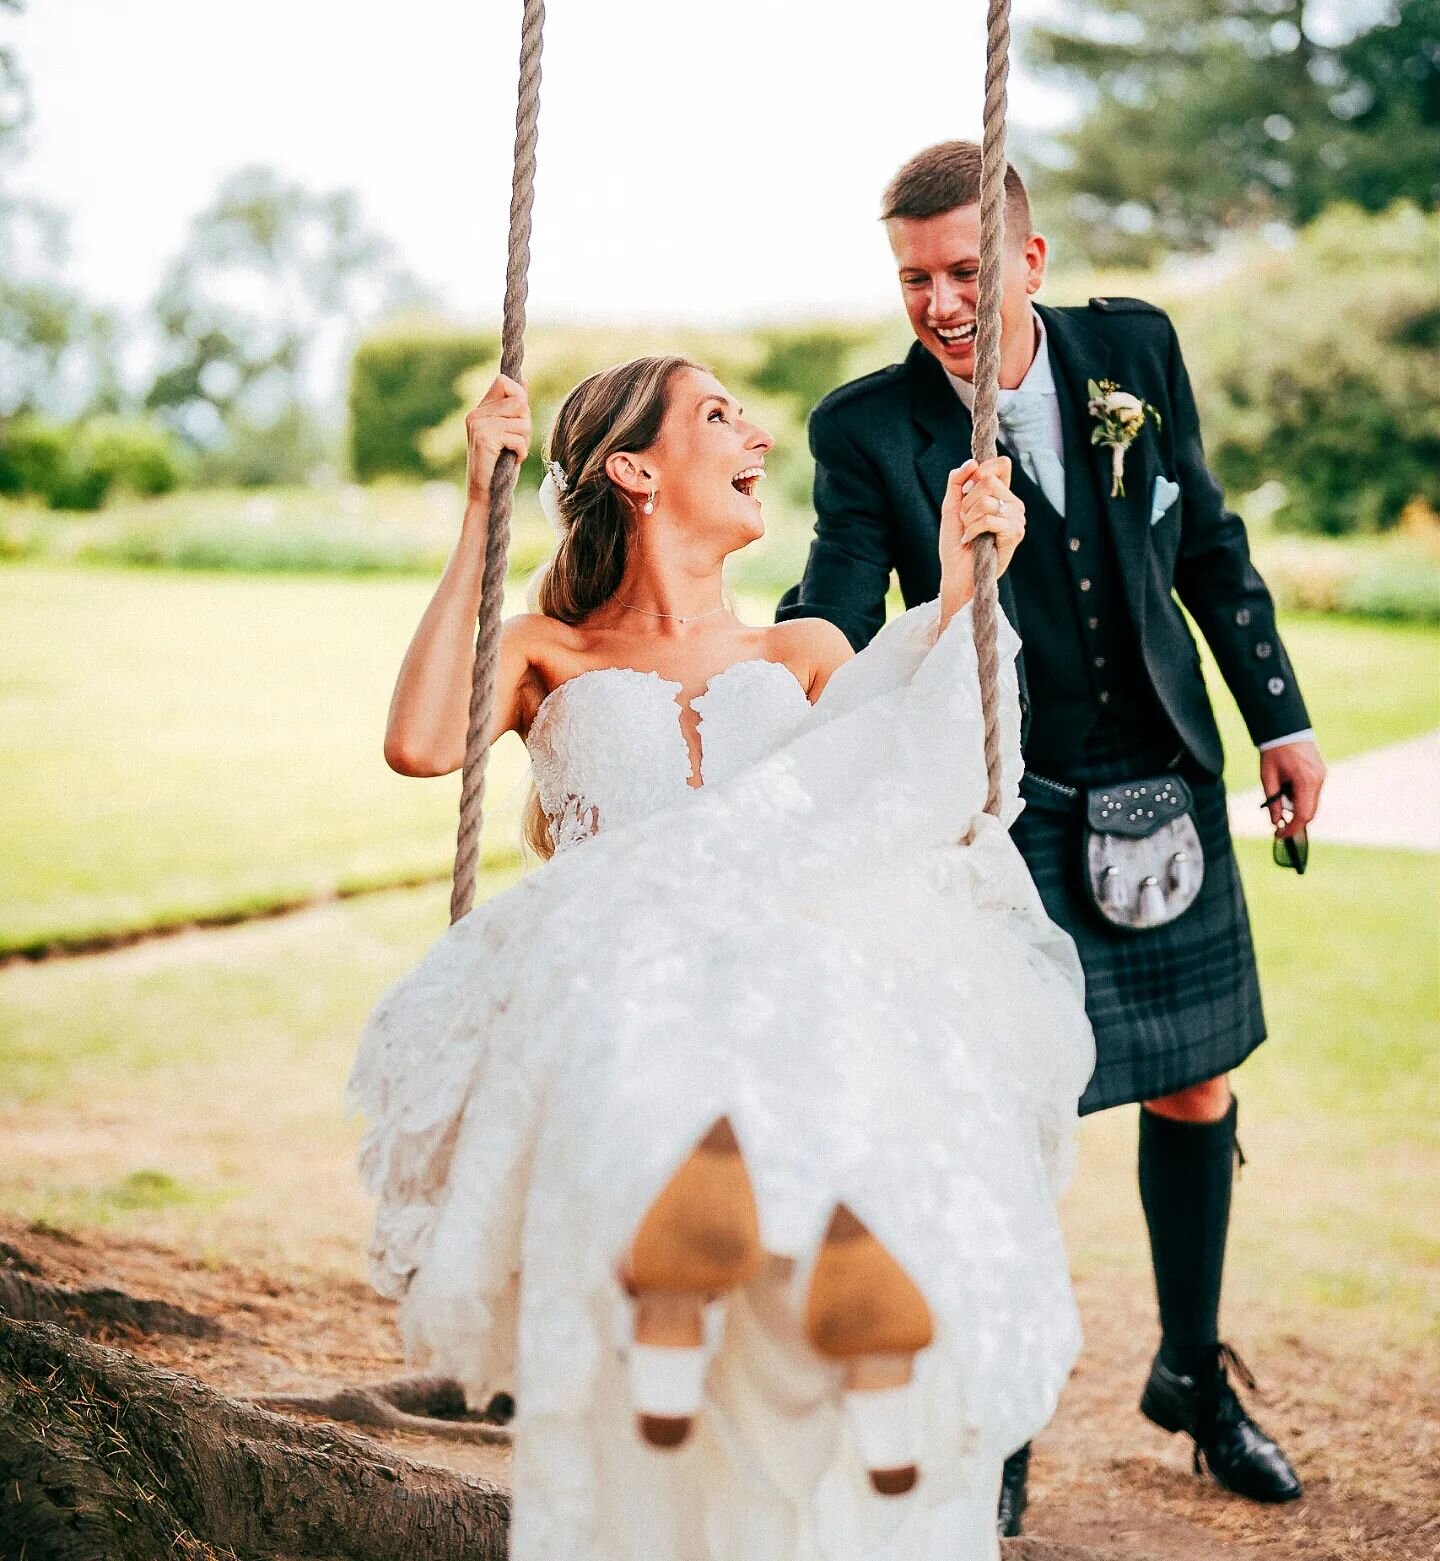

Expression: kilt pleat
xmin=1011 ymin=732 xmax=1267 ymax=1115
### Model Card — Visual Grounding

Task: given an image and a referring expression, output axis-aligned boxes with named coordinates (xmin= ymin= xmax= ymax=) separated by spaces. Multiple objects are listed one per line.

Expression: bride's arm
xmin=938 ymin=456 xmax=1026 ymax=631
xmin=384 ymin=377 xmax=535 ymax=777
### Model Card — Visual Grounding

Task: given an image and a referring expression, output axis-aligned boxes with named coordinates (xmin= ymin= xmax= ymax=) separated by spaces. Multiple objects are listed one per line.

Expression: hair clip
xmin=544 ymin=458 xmax=569 ymax=494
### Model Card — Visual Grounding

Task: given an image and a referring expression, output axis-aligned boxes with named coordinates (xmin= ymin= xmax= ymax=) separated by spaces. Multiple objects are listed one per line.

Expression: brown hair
xmin=881 ymin=140 xmax=1032 ymax=244
xmin=522 ymin=352 xmax=701 ymax=859
xmin=536 ymin=353 xmax=702 ymax=623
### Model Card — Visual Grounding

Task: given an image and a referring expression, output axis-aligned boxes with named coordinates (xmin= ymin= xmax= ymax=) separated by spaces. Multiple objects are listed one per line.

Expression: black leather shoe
xmin=1140 ymin=1344 xmax=1302 ymax=1503
xmin=996 ymin=1443 xmax=1030 ymax=1538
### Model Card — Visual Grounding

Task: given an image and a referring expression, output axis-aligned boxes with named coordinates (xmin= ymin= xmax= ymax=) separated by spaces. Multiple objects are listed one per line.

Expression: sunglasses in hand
xmin=1261 ymin=781 xmax=1309 ymax=874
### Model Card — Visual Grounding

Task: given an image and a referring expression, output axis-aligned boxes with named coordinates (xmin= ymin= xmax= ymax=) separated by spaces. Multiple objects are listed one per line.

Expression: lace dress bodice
xmin=525 ymin=657 xmax=815 ymax=853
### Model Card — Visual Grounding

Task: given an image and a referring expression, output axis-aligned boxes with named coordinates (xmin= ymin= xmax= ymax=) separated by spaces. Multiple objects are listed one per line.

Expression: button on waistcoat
xmin=1002 ymin=454 xmax=1175 ymax=780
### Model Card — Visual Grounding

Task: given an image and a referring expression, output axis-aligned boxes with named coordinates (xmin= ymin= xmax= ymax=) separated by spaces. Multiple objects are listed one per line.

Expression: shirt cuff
xmin=1258 ymin=728 xmax=1315 ymax=752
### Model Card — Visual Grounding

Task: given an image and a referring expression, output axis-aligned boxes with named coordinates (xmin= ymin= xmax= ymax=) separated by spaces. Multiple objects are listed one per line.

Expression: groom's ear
xmin=1023 ymin=231 xmax=1048 ymax=293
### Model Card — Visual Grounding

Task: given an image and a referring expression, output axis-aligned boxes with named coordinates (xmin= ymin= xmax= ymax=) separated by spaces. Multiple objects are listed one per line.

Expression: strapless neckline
xmin=529 ymin=656 xmax=808 ymax=733
xmin=524 ymin=656 xmax=815 ymax=851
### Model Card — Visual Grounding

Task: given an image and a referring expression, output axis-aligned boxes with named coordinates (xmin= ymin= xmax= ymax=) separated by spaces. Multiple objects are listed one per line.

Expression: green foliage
xmin=1025 ymin=0 xmax=1440 ymax=265
xmin=751 ymin=326 xmax=868 ymax=417
xmin=0 ymin=415 xmax=182 ymax=510
xmin=1173 ymin=204 xmax=1440 ymax=535
xmin=347 ymin=321 xmax=497 ymax=481
xmin=0 ymin=418 xmax=66 ymax=498
xmin=75 ymin=418 xmax=184 ymax=499
xmin=189 ymin=405 xmax=332 ymax=490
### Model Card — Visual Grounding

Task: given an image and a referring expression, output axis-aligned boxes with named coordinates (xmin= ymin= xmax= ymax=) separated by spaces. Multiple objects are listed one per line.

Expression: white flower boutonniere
xmin=1088 ymin=379 xmax=1162 ymax=498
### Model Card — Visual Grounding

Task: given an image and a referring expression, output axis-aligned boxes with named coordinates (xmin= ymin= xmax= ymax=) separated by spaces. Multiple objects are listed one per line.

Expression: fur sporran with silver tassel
xmin=1083 ymin=774 xmax=1205 ymax=931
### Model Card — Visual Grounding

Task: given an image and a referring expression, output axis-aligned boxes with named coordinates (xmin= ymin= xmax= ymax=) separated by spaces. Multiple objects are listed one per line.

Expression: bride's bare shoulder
xmin=503 ymin=611 xmax=585 ymax=659
xmin=763 ymin=616 xmax=855 ymax=697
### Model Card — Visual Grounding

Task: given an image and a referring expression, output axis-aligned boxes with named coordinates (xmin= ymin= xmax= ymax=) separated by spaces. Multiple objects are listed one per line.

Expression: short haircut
xmin=881 ymin=140 xmax=1032 ymax=243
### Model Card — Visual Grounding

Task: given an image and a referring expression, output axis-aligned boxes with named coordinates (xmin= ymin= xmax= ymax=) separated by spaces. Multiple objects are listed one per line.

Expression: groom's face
xmin=887 ymin=204 xmax=1046 ymax=380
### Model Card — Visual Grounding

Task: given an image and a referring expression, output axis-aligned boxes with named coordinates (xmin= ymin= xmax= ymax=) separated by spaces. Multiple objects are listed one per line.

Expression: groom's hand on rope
xmin=465 ymin=374 xmax=532 ymax=508
xmin=939 ymin=456 xmax=1026 ymax=606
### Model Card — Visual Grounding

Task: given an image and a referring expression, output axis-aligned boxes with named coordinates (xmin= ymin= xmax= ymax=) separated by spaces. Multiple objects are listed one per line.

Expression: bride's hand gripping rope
xmin=938 ymin=455 xmax=1026 ymax=621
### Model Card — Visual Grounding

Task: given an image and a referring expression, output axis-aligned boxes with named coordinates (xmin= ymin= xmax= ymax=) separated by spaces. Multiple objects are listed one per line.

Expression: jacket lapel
xmin=910 ymin=340 xmax=974 ymax=514
xmin=1037 ymin=304 xmax=1154 ymax=635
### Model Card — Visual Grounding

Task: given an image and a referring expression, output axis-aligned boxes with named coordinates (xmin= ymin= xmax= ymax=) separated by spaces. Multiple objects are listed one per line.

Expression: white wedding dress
xmin=350 ymin=598 xmax=1096 ymax=1561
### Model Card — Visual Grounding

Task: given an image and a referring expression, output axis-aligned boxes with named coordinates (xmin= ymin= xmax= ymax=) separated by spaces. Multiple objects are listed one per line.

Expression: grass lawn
xmin=2 ymin=562 xmax=1436 ymax=955
xmin=0 ymin=567 xmax=533 ymax=955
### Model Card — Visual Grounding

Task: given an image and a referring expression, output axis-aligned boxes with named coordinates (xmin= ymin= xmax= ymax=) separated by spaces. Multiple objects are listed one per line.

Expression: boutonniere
xmin=1088 ymin=379 xmax=1161 ymax=498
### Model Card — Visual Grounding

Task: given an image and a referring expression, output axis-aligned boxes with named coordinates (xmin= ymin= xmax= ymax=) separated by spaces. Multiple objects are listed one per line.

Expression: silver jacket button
xmin=1267 ymin=676 xmax=1286 ymax=695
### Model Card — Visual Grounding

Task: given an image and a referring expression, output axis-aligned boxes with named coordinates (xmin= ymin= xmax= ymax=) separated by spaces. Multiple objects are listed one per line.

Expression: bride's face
xmin=630 ymin=369 xmax=773 ymax=550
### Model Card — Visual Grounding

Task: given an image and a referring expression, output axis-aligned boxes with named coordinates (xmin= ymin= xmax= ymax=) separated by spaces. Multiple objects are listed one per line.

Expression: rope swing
xmin=450 ymin=0 xmax=1013 ymax=922
xmin=450 ymin=0 xmax=546 ymax=924
xmin=969 ymin=0 xmax=1014 ymax=823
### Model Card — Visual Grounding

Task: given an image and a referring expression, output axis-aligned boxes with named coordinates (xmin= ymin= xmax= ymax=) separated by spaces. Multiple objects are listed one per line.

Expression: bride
xmin=350 ymin=354 xmax=1096 ymax=1560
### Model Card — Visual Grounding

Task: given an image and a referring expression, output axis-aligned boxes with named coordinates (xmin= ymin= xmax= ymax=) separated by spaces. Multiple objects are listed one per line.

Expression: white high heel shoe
xmin=802 ymin=1203 xmax=935 ymax=1496
xmin=619 ymin=1116 xmax=763 ymax=1448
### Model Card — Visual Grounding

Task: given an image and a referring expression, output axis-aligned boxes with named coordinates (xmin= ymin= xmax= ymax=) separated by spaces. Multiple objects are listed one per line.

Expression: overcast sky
xmin=7 ymin=0 xmax=1082 ymax=328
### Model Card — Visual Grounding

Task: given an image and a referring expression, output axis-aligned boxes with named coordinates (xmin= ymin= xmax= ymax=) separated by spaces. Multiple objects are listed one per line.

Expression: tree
xmin=1023 ymin=0 xmax=1440 ymax=265
xmin=1173 ymin=202 xmax=1440 ymax=535
xmin=145 ymin=166 xmax=425 ymax=479
xmin=0 ymin=0 xmax=121 ymax=421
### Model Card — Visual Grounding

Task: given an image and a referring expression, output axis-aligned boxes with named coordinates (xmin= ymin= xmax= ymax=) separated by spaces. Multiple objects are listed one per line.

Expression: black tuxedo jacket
xmin=776 ymin=298 xmax=1310 ymax=778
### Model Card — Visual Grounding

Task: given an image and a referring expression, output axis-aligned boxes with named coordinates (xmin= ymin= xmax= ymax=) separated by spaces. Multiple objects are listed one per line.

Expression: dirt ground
xmin=6 ymin=1214 xmax=1436 ymax=1561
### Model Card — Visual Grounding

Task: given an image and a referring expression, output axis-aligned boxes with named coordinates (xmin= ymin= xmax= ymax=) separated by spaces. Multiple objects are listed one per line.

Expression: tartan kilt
xmin=1011 ymin=733 xmax=1267 ymax=1115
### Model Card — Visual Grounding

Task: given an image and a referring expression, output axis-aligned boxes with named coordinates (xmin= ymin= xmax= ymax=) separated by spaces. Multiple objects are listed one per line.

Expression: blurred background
xmin=1 ymin=0 xmax=1435 ymax=1551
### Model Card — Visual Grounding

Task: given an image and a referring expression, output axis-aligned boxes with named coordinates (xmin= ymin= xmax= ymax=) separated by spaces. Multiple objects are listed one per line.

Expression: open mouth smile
xmin=934 ymin=322 xmax=978 ymax=348
xmin=731 ymin=465 xmax=766 ymax=501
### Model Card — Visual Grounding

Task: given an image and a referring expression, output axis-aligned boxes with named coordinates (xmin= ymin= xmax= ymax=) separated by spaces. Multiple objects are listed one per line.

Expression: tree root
xmin=0 ymin=1315 xmax=510 ymax=1561
xmin=0 ymin=1265 xmax=224 ymax=1338
xmin=255 ymin=1372 xmax=512 ymax=1445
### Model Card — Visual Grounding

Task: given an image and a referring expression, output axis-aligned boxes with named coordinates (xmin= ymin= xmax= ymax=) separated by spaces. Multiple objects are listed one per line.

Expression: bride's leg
xmin=621 ymin=1115 xmax=763 ymax=1448
xmin=803 ymin=1204 xmax=935 ymax=1496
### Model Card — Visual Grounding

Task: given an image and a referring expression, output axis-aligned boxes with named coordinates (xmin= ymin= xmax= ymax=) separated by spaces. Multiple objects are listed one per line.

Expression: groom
xmin=777 ymin=141 xmax=1325 ymax=1536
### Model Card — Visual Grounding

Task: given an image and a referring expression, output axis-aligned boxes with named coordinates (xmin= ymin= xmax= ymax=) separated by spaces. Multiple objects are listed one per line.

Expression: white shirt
xmin=945 ymin=310 xmax=1312 ymax=753
xmin=945 ymin=312 xmax=1065 ymax=468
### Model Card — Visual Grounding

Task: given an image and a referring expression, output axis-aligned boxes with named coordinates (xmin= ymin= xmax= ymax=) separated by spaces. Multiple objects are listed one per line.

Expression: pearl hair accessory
xmin=537 ymin=460 xmax=569 ymax=537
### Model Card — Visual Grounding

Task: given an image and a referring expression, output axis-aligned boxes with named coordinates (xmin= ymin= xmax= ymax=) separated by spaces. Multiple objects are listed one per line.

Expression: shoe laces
xmin=1194 ymin=1342 xmax=1261 ymax=1438
xmin=1219 ymin=1341 xmax=1259 ymax=1394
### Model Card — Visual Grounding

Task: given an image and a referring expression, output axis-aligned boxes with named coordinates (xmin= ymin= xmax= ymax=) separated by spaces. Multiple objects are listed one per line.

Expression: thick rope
xmin=451 ymin=0 xmax=546 ymax=924
xmin=970 ymin=0 xmax=1012 ymax=820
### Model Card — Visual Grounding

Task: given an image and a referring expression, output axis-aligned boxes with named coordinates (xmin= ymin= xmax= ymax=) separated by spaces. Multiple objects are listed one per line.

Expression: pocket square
xmin=1149 ymin=474 xmax=1181 ymax=525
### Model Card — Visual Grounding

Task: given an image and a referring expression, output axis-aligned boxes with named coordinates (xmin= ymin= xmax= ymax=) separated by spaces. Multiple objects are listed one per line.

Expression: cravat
xmin=998 ymin=393 xmax=1067 ymax=516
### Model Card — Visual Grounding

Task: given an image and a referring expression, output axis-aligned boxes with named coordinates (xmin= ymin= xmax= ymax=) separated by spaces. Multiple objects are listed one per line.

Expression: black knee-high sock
xmin=1137 ymin=1096 xmax=1238 ymax=1375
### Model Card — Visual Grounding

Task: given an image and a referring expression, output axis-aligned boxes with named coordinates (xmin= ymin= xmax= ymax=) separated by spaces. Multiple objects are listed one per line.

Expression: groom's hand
xmin=1259 ymin=739 xmax=1325 ymax=838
